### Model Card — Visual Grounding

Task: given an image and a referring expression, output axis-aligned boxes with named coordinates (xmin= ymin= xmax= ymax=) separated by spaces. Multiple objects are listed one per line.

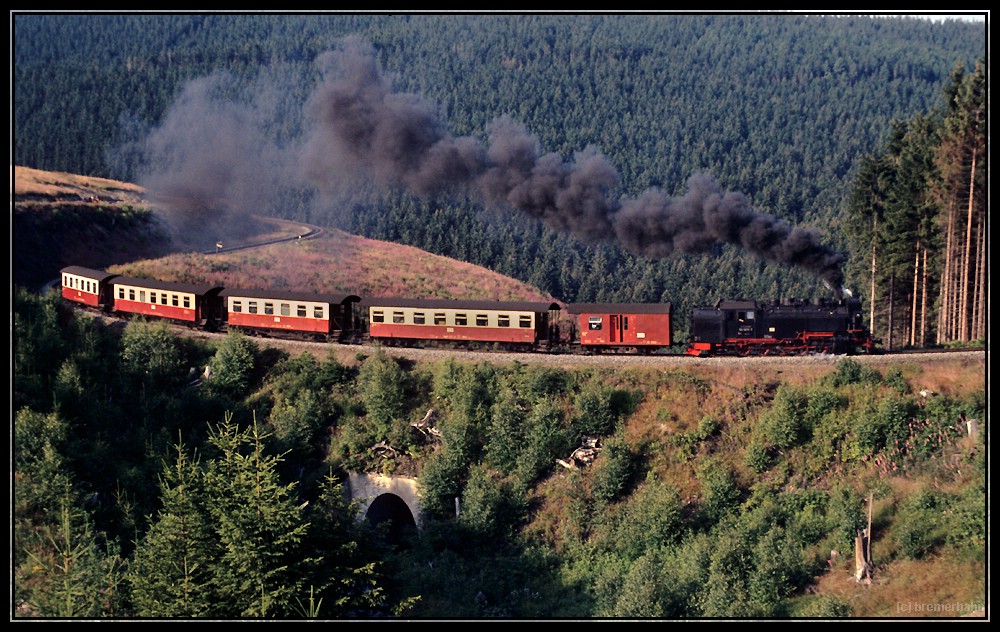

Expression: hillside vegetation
xmin=13 ymin=283 xmax=987 ymax=618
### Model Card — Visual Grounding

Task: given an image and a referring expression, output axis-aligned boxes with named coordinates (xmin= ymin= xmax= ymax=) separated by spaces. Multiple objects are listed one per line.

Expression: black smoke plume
xmin=298 ymin=38 xmax=846 ymax=291
xmin=131 ymin=72 xmax=293 ymax=248
xmin=135 ymin=36 xmax=846 ymax=291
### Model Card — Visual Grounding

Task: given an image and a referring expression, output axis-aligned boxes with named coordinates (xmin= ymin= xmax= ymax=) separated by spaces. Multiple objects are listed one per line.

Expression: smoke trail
xmin=299 ymin=38 xmax=846 ymax=290
xmin=132 ymin=72 xmax=293 ymax=246
xmin=134 ymin=35 xmax=845 ymax=289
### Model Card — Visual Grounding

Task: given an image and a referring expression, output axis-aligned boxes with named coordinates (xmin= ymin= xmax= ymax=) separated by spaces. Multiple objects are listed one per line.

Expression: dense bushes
xmin=12 ymin=292 xmax=986 ymax=618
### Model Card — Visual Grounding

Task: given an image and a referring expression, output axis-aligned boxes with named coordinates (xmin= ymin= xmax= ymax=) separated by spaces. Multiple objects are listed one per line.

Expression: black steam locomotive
xmin=685 ymin=297 xmax=877 ymax=356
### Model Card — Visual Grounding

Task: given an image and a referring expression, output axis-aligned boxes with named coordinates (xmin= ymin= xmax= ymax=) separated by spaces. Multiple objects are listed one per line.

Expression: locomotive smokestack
xmin=299 ymin=38 xmax=847 ymax=288
xmin=824 ymin=280 xmax=848 ymax=301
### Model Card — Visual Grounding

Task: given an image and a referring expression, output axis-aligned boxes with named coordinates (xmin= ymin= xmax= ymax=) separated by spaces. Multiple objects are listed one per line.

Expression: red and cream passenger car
xmin=110 ymin=276 xmax=224 ymax=325
xmin=567 ymin=303 xmax=673 ymax=353
xmin=219 ymin=288 xmax=361 ymax=341
xmin=364 ymin=298 xmax=561 ymax=350
xmin=61 ymin=266 xmax=119 ymax=309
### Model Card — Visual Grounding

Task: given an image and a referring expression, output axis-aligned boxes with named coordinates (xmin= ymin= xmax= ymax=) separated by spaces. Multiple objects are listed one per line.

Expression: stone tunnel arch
xmin=346 ymin=473 xmax=423 ymax=541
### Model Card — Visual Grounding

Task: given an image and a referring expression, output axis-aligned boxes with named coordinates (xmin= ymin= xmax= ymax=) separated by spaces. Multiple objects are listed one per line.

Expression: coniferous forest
xmin=12 ymin=12 xmax=988 ymax=620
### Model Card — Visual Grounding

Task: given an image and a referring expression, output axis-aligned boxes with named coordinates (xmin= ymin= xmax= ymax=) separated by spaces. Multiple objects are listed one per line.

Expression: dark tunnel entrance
xmin=365 ymin=493 xmax=418 ymax=546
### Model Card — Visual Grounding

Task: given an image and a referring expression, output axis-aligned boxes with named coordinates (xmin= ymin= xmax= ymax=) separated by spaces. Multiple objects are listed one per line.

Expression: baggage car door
xmin=609 ymin=314 xmax=626 ymax=343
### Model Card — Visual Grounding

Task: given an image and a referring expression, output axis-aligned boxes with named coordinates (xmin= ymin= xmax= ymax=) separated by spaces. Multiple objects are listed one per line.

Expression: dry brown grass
xmin=107 ymin=227 xmax=558 ymax=303
xmin=808 ymin=547 xmax=985 ymax=617
xmin=12 ymin=164 xmax=146 ymax=205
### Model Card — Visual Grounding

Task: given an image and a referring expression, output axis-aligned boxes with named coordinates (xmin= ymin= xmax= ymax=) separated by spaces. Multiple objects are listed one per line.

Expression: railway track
xmin=203 ymin=222 xmax=324 ymax=254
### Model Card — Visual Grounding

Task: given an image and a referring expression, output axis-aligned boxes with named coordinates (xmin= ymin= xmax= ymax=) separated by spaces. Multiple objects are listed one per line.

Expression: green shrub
xmin=757 ymin=385 xmax=809 ymax=449
xmin=574 ymin=381 xmax=619 ymax=437
xmin=894 ymin=488 xmax=949 ymax=560
xmin=515 ymin=399 xmax=572 ymax=486
xmin=207 ymin=331 xmax=257 ymax=399
xmin=745 ymin=441 xmax=773 ymax=473
xmin=610 ymin=480 xmax=685 ymax=561
xmin=591 ymin=437 xmax=636 ymax=504
xmin=944 ymin=450 xmax=986 ymax=560
xmin=697 ymin=458 xmax=741 ymax=527
xmin=825 ymin=485 xmax=866 ymax=552
xmin=458 ymin=466 xmax=527 ymax=542
xmin=827 ymin=358 xmax=882 ymax=387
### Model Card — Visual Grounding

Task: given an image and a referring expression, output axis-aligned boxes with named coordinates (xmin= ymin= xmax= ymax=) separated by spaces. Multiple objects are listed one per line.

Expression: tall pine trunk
xmin=910 ymin=239 xmax=920 ymax=347
xmin=870 ymin=216 xmax=878 ymax=334
xmin=960 ymin=150 xmax=976 ymax=341
xmin=920 ymin=248 xmax=928 ymax=347
xmin=972 ymin=218 xmax=984 ymax=341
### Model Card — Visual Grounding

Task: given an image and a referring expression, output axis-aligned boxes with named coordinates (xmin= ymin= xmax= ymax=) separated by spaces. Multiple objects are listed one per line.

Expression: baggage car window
xmin=372 ymin=310 xmax=384 ymax=323
xmin=455 ymin=313 xmax=468 ymax=326
xmin=589 ymin=317 xmax=603 ymax=330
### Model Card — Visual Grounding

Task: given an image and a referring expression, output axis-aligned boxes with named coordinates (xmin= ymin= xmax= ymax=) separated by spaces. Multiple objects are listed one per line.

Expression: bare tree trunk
xmin=937 ymin=201 xmax=954 ymax=344
xmin=870 ymin=216 xmax=877 ymax=334
xmin=920 ymin=248 xmax=928 ymax=347
xmin=886 ymin=275 xmax=896 ymax=349
xmin=910 ymin=239 xmax=920 ymax=347
xmin=972 ymin=218 xmax=984 ymax=341
xmin=960 ymin=151 xmax=976 ymax=342
xmin=855 ymin=493 xmax=874 ymax=584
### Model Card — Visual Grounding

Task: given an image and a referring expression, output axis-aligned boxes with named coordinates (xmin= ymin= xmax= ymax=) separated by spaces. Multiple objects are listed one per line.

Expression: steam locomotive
xmin=685 ymin=298 xmax=877 ymax=356
xmin=59 ymin=265 xmax=877 ymax=357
